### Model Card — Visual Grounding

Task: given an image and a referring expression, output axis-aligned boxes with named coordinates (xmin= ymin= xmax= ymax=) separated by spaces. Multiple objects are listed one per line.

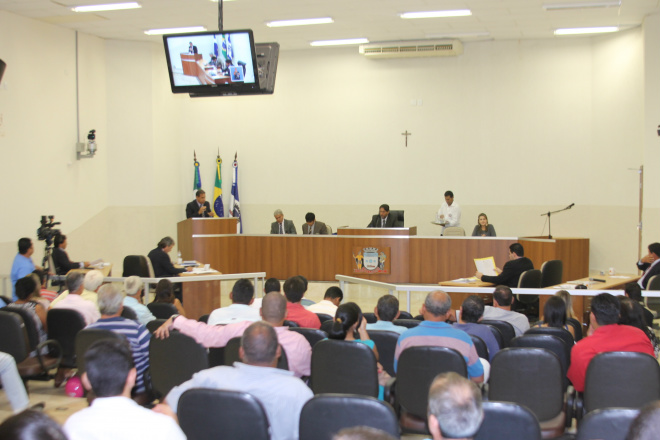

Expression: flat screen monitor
xmin=163 ymin=30 xmax=260 ymax=95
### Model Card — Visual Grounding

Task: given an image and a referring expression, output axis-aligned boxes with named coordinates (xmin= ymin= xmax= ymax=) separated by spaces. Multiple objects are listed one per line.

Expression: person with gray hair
xmin=428 ymin=372 xmax=484 ymax=440
xmin=161 ymin=321 xmax=313 ymax=440
xmin=123 ymin=276 xmax=156 ymax=325
xmin=394 ymin=291 xmax=484 ymax=383
xmin=270 ymin=209 xmax=297 ymax=234
xmin=50 ymin=272 xmax=100 ymax=325
xmin=85 ymin=283 xmax=151 ymax=398
xmin=50 ymin=269 xmax=104 ymax=309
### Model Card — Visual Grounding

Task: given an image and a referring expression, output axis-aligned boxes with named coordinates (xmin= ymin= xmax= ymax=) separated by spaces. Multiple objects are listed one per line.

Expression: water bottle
xmin=177 ymin=250 xmax=182 ymax=265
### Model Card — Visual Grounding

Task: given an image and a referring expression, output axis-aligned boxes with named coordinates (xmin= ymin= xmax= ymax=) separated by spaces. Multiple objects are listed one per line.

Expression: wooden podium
xmin=181 ymin=53 xmax=203 ymax=76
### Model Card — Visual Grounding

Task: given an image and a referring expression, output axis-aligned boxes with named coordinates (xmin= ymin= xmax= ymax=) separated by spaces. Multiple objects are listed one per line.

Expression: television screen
xmin=163 ymin=30 xmax=260 ymax=95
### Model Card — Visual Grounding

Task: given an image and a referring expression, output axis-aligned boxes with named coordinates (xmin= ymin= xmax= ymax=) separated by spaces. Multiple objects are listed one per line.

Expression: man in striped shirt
xmin=86 ymin=283 xmax=151 ymax=396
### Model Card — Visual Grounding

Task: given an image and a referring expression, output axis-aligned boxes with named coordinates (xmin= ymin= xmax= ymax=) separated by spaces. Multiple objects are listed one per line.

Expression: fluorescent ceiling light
xmin=72 ymin=2 xmax=141 ymax=12
xmin=400 ymin=10 xmax=472 ymax=19
xmin=310 ymin=38 xmax=369 ymax=47
xmin=554 ymin=26 xmax=618 ymax=35
xmin=267 ymin=17 xmax=334 ymax=28
xmin=144 ymin=26 xmax=207 ymax=35
xmin=543 ymin=1 xmax=620 ymax=11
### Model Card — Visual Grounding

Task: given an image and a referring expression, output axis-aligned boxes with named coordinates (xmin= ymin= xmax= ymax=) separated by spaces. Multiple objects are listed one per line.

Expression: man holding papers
xmin=475 ymin=243 xmax=533 ymax=288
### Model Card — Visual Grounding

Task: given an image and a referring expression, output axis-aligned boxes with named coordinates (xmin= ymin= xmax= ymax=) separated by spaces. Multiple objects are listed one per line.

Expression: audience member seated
xmin=475 ymin=243 xmax=533 ymax=288
xmin=251 ymin=277 xmax=281 ymax=310
xmin=10 ymin=238 xmax=37 ymax=301
xmin=6 ymin=276 xmax=47 ymax=350
xmin=160 ymin=322 xmax=313 ymax=440
xmin=636 ymin=242 xmax=660 ymax=289
xmin=284 ymin=276 xmax=321 ymax=329
xmin=152 ymin=279 xmax=186 ymax=317
xmin=64 ymin=339 xmax=185 ymax=440
xmin=147 ymin=236 xmax=192 ymax=277
xmin=0 ymin=352 xmax=31 ymax=414
xmin=30 ymin=270 xmax=56 ymax=306
xmin=208 ymin=278 xmax=260 ymax=325
xmin=50 ymin=269 xmax=104 ymax=308
xmin=366 ymin=295 xmax=407 ymax=335
xmin=453 ymin=295 xmax=500 ymax=361
xmin=122 ymin=276 xmax=156 ymax=325
xmin=86 ymin=283 xmax=151 ymax=397
xmin=0 ymin=409 xmax=66 ymax=440
xmin=306 ymin=286 xmax=343 ymax=316
xmin=155 ymin=292 xmax=312 ymax=378
xmin=555 ymin=289 xmax=577 ymax=321
xmin=481 ymin=285 xmax=530 ymax=336
xmin=271 ymin=209 xmax=297 ymax=234
xmin=567 ymin=293 xmax=654 ymax=392
xmin=625 ymin=282 xmax=655 ymax=327
xmin=367 ymin=204 xmax=396 ymax=228
xmin=619 ymin=297 xmax=660 ymax=358
xmin=52 ymin=234 xmax=90 ymax=276
xmin=333 ymin=427 xmax=397 ymax=440
xmin=626 ymin=400 xmax=660 ymax=440
xmin=471 ymin=213 xmax=496 ymax=237
xmin=50 ymin=272 xmax=100 ymax=325
xmin=532 ymin=295 xmax=575 ymax=338
xmin=301 ymin=212 xmax=329 ymax=235
xmin=394 ymin=291 xmax=484 ymax=383
xmin=428 ymin=372 xmax=484 ymax=440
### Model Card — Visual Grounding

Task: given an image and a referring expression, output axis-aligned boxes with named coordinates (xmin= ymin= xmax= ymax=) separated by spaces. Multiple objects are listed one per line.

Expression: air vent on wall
xmin=359 ymin=40 xmax=463 ymax=59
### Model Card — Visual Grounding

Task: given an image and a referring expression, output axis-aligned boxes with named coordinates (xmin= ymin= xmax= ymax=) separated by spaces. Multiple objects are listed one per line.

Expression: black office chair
xmin=310 ymin=339 xmax=378 ymax=398
xmin=146 ymin=318 xmax=167 ymax=333
xmin=47 ymin=308 xmax=87 ymax=370
xmin=481 ymin=320 xmax=515 ymax=348
xmin=511 ymin=334 xmax=570 ymax=391
xmin=75 ymin=328 xmax=125 ymax=374
xmin=575 ymin=408 xmax=639 ymax=440
xmin=540 ymin=260 xmax=563 ymax=288
xmin=470 ymin=334 xmax=489 ymax=361
xmin=283 ymin=320 xmax=300 ymax=328
xmin=524 ymin=326 xmax=573 ymax=354
xmin=367 ymin=330 xmax=400 ymax=377
xmin=198 ymin=314 xmax=209 ymax=323
xmin=646 ymin=275 xmax=660 ymax=314
xmin=178 ymin=388 xmax=270 ymax=440
xmin=120 ymin=306 xmax=138 ymax=322
xmin=148 ymin=330 xmax=209 ymax=399
xmin=398 ymin=311 xmax=414 ymax=320
xmin=482 ymin=323 xmax=505 ymax=349
xmin=320 ymin=319 xmax=335 ymax=334
xmin=299 ymin=394 xmax=400 ymax=440
xmin=516 ymin=269 xmax=542 ymax=315
xmin=390 ymin=210 xmax=404 ymax=227
xmin=392 ymin=319 xmax=421 ymax=329
xmin=363 ymin=312 xmax=377 ymax=324
xmin=147 ymin=302 xmax=178 ymax=319
xmin=289 ymin=327 xmax=328 ymax=348
xmin=474 ymin=401 xmax=542 ymax=440
xmin=316 ymin=313 xmax=334 ymax=323
xmin=566 ymin=318 xmax=583 ymax=341
xmin=122 ymin=255 xmax=154 ymax=277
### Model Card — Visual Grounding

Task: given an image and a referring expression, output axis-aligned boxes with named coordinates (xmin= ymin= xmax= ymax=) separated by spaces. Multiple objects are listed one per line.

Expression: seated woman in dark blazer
xmin=52 ymin=234 xmax=89 ymax=275
xmin=471 ymin=213 xmax=496 ymax=237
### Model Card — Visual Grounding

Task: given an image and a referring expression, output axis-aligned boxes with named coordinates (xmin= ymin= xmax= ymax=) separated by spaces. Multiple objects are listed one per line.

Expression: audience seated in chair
xmin=284 ymin=276 xmax=321 ymax=329
xmin=7 ymin=276 xmax=48 ymax=349
xmin=626 ymin=401 xmax=660 ymax=440
xmin=0 ymin=409 xmax=66 ymax=440
xmin=122 ymin=275 xmax=156 ymax=326
xmin=50 ymin=272 xmax=99 ymax=326
xmin=50 ymin=270 xmax=103 ymax=309
xmin=428 ymin=372 xmax=484 ymax=440
xmin=64 ymin=339 xmax=185 ymax=440
xmin=207 ymin=278 xmax=259 ymax=325
xmin=154 ymin=292 xmax=311 ymax=378
xmin=152 ymin=279 xmax=186 ymax=317
xmin=532 ymin=296 xmax=575 ymax=338
xmin=453 ymin=295 xmax=500 ymax=362
xmin=160 ymin=322 xmax=313 ymax=440
xmin=332 ymin=426 xmax=398 ymax=440
xmin=366 ymin=295 xmax=407 ymax=335
xmin=481 ymin=285 xmax=530 ymax=337
xmin=306 ymin=286 xmax=343 ymax=316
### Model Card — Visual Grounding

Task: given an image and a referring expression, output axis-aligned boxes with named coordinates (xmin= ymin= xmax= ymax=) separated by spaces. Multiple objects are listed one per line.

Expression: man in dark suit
xmin=147 ymin=237 xmax=191 ymax=278
xmin=188 ymin=42 xmax=198 ymax=54
xmin=367 ymin=204 xmax=396 ymax=228
xmin=637 ymin=242 xmax=660 ymax=289
xmin=270 ymin=209 xmax=297 ymax=234
xmin=52 ymin=234 xmax=89 ymax=275
xmin=301 ymin=212 xmax=328 ymax=235
xmin=186 ymin=189 xmax=212 ymax=218
xmin=475 ymin=243 xmax=534 ymax=288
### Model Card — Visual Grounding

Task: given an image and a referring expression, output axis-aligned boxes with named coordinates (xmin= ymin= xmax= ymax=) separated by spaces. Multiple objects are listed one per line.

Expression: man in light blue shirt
xmin=366 ymin=295 xmax=407 ymax=335
xmin=122 ymin=276 xmax=156 ymax=325
xmin=10 ymin=238 xmax=36 ymax=301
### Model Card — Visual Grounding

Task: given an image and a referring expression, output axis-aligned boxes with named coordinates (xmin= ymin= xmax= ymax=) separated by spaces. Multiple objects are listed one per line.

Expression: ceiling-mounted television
xmin=163 ymin=29 xmax=260 ymax=96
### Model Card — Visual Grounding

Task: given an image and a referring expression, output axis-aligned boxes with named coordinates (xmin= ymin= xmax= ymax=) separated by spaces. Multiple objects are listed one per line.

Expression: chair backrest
xmin=363 ymin=312 xmax=377 ymax=324
xmin=470 ymin=334 xmax=489 ymax=361
xmin=566 ymin=317 xmax=583 ymax=341
xmin=315 ymin=313 xmax=333 ymax=323
xmin=584 ymin=351 xmax=660 ymax=413
xmin=47 ymin=308 xmax=87 ymax=368
xmin=392 ymin=319 xmax=421 ymax=329
xmin=283 ymin=320 xmax=299 ymax=328
xmin=197 ymin=313 xmax=209 ymax=323
xmin=367 ymin=330 xmax=400 ymax=377
xmin=289 ymin=327 xmax=328 ymax=348
xmin=481 ymin=320 xmax=515 ymax=348
xmin=518 ymin=269 xmax=542 ymax=289
xmin=443 ymin=227 xmax=466 ymax=236
xmin=146 ymin=318 xmax=167 ymax=333
xmin=147 ymin=302 xmax=179 ymax=319
xmin=398 ymin=311 xmax=414 ymax=320
xmin=575 ymin=408 xmax=639 ymax=440
xmin=390 ymin=210 xmax=404 ymax=227
xmin=647 ymin=275 xmax=660 ymax=291
xmin=75 ymin=328 xmax=125 ymax=374
xmin=474 ymin=401 xmax=542 ymax=440
xmin=320 ymin=319 xmax=334 ymax=334
xmin=396 ymin=346 xmax=467 ymax=419
xmin=223 ymin=337 xmax=289 ymax=371
xmin=540 ymin=260 xmax=563 ymax=287
xmin=120 ymin=306 xmax=138 ymax=321
xmin=511 ymin=333 xmax=570 ymax=390
xmin=524 ymin=326 xmax=573 ymax=352
xmin=122 ymin=255 xmax=154 ymax=277
xmin=489 ymin=347 xmax=564 ymax=423
xmin=178 ymin=388 xmax=270 ymax=440
xmin=299 ymin=394 xmax=399 ymax=440
xmin=0 ymin=310 xmax=29 ymax=363
xmin=2 ymin=306 xmax=40 ymax=352
xmin=482 ymin=323 xmax=505 ymax=349
xmin=310 ymin=339 xmax=378 ymax=397
xmin=149 ymin=331 xmax=209 ymax=399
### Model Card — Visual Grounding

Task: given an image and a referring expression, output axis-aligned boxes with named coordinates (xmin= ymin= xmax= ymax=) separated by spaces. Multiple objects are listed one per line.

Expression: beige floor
xmin=0 ymin=379 xmax=87 ymax=425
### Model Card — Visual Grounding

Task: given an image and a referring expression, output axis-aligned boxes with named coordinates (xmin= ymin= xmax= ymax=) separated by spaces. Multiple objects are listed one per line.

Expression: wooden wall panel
xmin=337 ymin=228 xmax=416 ymax=236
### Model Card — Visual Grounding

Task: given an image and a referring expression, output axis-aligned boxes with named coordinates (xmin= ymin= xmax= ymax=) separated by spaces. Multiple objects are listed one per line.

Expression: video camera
xmin=37 ymin=215 xmax=61 ymax=247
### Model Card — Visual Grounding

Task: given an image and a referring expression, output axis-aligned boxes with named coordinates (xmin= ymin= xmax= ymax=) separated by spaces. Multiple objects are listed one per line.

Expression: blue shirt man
xmin=10 ymin=238 xmax=36 ymax=301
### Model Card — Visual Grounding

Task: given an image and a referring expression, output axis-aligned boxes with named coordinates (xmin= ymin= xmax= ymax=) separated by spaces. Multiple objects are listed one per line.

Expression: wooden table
xmin=438 ymin=279 xmax=495 ymax=310
xmin=70 ymin=264 xmax=113 ymax=278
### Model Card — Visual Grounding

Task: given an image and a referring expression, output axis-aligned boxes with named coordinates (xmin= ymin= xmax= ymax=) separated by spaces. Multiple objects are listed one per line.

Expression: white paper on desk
xmin=89 ymin=259 xmax=104 ymax=266
xmin=191 ymin=268 xmax=218 ymax=274
xmin=452 ymin=277 xmax=479 ymax=283
xmin=474 ymin=257 xmax=497 ymax=276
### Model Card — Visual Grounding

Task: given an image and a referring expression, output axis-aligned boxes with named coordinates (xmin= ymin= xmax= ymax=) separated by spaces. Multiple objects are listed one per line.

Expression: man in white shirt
xmin=208 ymin=278 xmax=260 ymax=325
xmin=481 ymin=285 xmax=530 ymax=336
xmin=306 ymin=286 xmax=343 ymax=316
xmin=64 ymin=339 xmax=185 ymax=440
xmin=437 ymin=190 xmax=461 ymax=233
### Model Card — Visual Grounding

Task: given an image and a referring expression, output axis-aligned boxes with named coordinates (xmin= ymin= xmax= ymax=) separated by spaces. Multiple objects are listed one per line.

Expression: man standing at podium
xmin=186 ymin=190 xmax=212 ymax=218
xmin=367 ymin=204 xmax=396 ymax=228
xmin=436 ymin=191 xmax=461 ymax=233
xmin=271 ymin=209 xmax=297 ymax=234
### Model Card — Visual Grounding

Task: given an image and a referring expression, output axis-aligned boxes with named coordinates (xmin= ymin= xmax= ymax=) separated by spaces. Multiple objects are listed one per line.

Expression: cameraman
xmin=10 ymin=238 xmax=38 ymax=301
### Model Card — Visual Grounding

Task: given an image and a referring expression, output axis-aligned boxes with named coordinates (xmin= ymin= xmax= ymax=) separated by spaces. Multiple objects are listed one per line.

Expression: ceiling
xmin=1 ymin=0 xmax=659 ymax=51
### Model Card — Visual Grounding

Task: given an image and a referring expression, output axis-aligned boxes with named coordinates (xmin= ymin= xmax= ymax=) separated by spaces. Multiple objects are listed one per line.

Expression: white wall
xmin=0 ymin=9 xmax=655 ymax=280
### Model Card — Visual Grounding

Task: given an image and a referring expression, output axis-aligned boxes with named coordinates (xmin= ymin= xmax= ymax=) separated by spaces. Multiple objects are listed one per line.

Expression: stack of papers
xmin=190 ymin=267 xmax=218 ymax=274
xmin=474 ymin=257 xmax=497 ymax=276
xmin=452 ymin=277 xmax=479 ymax=283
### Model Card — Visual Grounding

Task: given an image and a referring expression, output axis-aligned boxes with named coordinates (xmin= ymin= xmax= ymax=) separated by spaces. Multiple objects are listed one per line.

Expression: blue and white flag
xmin=193 ymin=151 xmax=202 ymax=193
xmin=229 ymin=153 xmax=242 ymax=233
